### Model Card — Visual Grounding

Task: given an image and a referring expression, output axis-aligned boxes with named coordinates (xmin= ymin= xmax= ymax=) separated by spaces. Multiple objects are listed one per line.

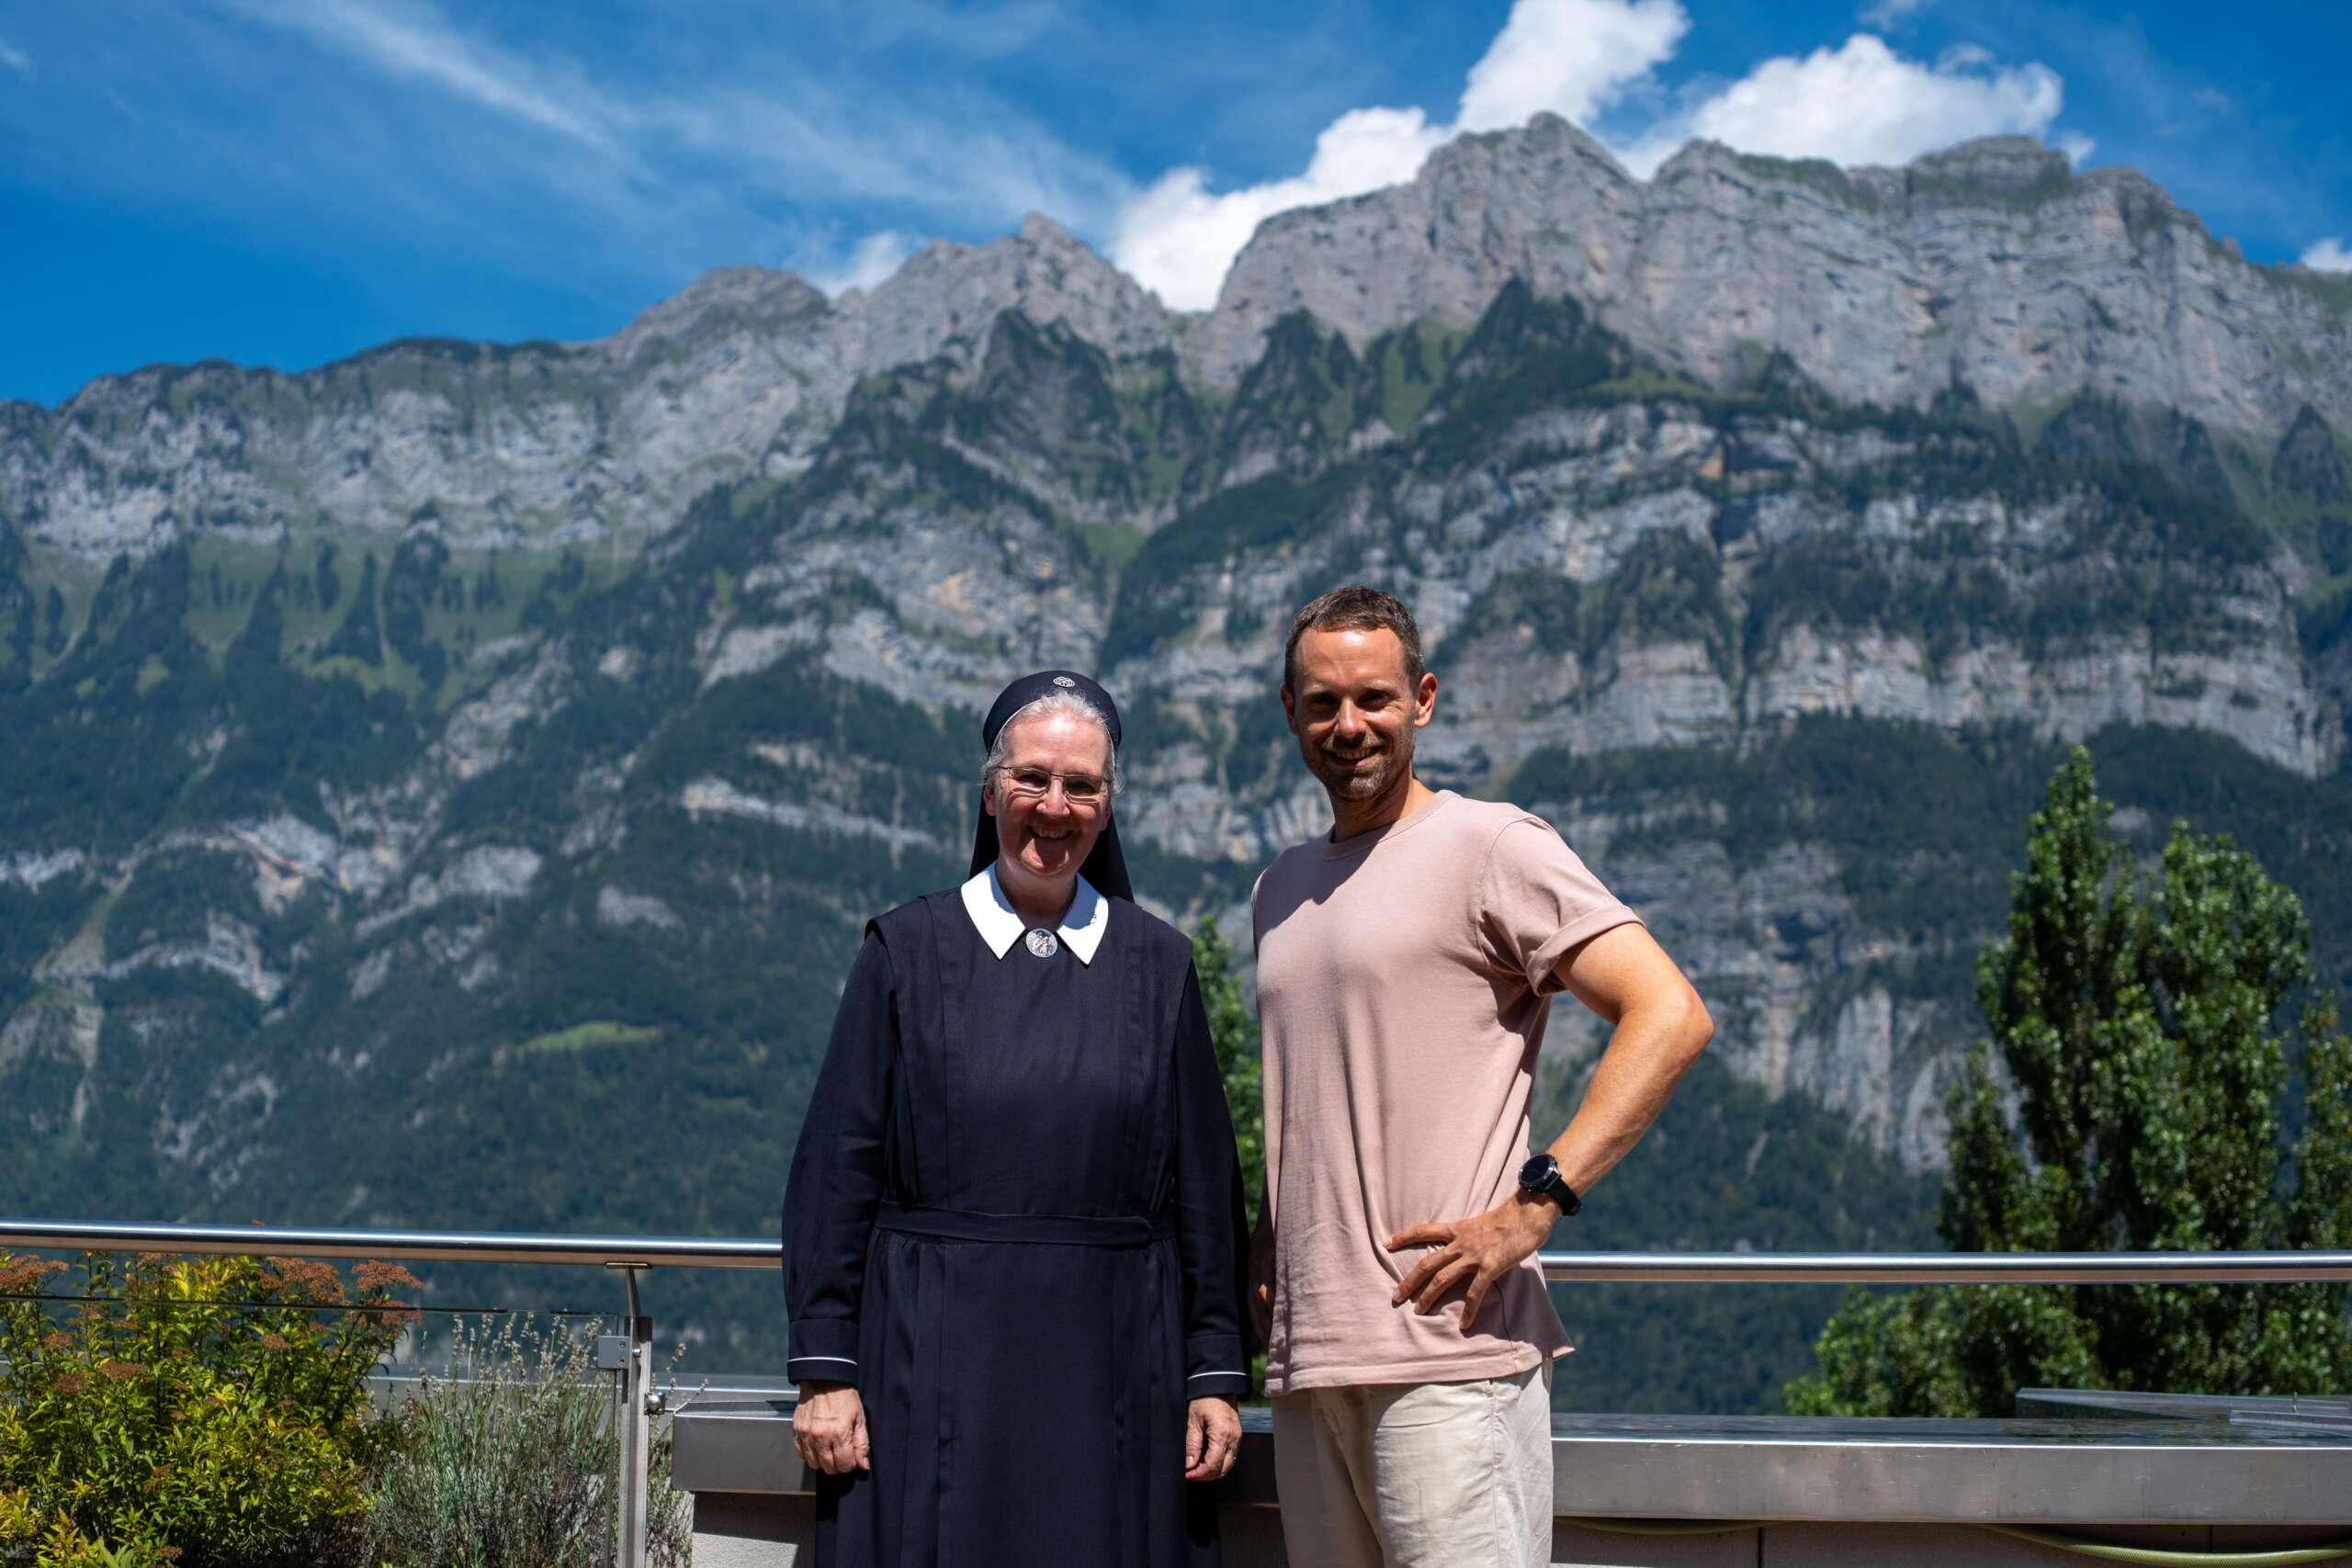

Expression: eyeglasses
xmin=995 ymin=766 xmax=1110 ymax=805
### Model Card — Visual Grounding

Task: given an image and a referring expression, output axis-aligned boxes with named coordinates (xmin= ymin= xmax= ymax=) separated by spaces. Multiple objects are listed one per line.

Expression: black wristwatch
xmin=1517 ymin=1154 xmax=1581 ymax=1217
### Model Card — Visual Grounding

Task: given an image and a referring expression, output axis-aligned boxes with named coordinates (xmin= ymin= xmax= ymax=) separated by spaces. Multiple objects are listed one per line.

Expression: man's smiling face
xmin=1283 ymin=626 xmax=1435 ymax=807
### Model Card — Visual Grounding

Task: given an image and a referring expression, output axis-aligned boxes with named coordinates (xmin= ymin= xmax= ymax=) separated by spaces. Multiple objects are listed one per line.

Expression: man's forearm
xmin=1386 ymin=987 xmax=1712 ymax=1320
xmin=1385 ymin=930 xmax=1713 ymax=1318
xmin=1541 ymin=987 xmax=1712 ymax=1196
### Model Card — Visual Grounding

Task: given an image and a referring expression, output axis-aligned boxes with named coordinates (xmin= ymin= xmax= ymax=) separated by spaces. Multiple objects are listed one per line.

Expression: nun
xmin=782 ymin=670 xmax=1252 ymax=1567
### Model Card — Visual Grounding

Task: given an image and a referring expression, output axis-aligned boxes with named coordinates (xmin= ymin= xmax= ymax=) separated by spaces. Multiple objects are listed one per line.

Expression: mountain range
xmin=5 ymin=118 xmax=2348 ymax=1408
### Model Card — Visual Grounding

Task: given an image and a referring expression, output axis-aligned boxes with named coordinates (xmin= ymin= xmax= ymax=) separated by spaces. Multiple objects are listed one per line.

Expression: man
xmin=1250 ymin=586 xmax=1713 ymax=1568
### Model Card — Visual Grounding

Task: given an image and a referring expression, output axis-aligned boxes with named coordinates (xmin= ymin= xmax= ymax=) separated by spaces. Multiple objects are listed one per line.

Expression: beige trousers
xmin=1270 ymin=1361 xmax=1555 ymax=1568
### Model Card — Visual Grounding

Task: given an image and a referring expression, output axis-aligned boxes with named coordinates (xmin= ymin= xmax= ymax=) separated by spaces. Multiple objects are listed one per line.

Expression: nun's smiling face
xmin=985 ymin=710 xmax=1113 ymax=911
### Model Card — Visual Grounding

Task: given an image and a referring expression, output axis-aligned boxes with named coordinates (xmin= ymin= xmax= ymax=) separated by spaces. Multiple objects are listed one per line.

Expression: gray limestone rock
xmin=1204 ymin=122 xmax=2352 ymax=441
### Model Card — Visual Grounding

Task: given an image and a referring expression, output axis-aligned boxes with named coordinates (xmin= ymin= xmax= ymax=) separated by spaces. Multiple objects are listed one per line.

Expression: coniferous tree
xmin=1787 ymin=750 xmax=2352 ymax=1416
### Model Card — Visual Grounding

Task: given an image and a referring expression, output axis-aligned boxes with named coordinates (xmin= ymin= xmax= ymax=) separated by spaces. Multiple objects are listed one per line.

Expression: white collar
xmin=960 ymin=864 xmax=1108 ymax=964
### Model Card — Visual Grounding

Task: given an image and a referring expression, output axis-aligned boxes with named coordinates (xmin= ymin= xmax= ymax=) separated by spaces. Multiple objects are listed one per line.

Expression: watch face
xmin=1518 ymin=1155 xmax=1555 ymax=1188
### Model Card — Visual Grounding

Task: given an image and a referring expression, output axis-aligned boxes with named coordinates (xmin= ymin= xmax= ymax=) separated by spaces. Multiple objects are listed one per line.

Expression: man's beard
xmin=1311 ymin=730 xmax=1411 ymax=803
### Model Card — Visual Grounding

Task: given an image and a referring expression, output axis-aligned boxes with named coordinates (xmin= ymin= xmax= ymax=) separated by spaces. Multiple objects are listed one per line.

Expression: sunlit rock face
xmin=1207 ymin=121 xmax=2352 ymax=439
xmin=0 ymin=215 xmax=1170 ymax=564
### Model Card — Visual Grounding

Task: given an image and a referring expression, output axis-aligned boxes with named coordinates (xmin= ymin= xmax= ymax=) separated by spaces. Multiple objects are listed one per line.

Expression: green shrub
xmin=0 ymin=1250 xmax=418 ymax=1567
xmin=364 ymin=1315 xmax=690 ymax=1568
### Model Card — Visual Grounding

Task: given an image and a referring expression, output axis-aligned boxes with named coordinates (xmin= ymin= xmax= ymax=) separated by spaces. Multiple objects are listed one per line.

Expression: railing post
xmin=608 ymin=1263 xmax=654 ymax=1568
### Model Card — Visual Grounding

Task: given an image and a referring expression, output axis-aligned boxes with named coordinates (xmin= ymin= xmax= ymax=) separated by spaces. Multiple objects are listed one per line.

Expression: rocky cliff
xmin=12 ymin=124 xmax=2351 ymax=566
xmin=1208 ymin=120 xmax=2352 ymax=440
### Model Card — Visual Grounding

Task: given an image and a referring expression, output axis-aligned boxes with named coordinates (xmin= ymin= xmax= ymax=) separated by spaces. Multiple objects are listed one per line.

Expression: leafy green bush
xmin=0 ymin=1250 xmax=418 ymax=1567
xmin=364 ymin=1315 xmax=691 ymax=1568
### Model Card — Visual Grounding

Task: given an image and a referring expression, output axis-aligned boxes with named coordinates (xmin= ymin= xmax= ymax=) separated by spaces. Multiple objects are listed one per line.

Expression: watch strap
xmin=1519 ymin=1155 xmax=1582 ymax=1217
xmin=1537 ymin=1170 xmax=1581 ymax=1217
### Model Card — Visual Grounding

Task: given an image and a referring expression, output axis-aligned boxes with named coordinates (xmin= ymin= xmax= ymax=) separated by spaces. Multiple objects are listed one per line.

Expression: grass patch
xmin=1074 ymin=521 xmax=1147 ymax=574
xmin=507 ymin=1021 xmax=660 ymax=1056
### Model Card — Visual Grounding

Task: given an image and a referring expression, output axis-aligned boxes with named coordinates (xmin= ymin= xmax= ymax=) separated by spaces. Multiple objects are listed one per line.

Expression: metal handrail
xmin=0 ymin=1216 xmax=777 ymax=1269
xmin=8 ymin=1216 xmax=2352 ymax=1285
xmin=1534 ymin=1251 xmax=2352 ymax=1283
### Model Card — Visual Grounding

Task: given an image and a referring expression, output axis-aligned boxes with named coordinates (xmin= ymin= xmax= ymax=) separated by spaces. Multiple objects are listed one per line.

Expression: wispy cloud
xmin=228 ymin=0 xmax=1126 ymax=224
xmin=813 ymin=231 xmax=922 ymax=296
xmin=0 ymin=0 xmax=1136 ymax=319
xmin=1858 ymin=0 xmax=1930 ymax=31
xmin=2304 ymin=239 xmax=2352 ymax=273
xmin=0 ymin=35 xmax=29 ymax=73
xmin=228 ymin=0 xmax=618 ymax=150
xmin=221 ymin=0 xmax=1135 ymax=229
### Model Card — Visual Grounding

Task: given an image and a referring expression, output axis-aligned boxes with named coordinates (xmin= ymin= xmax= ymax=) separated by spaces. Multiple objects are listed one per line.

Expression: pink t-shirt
xmin=1251 ymin=791 xmax=1642 ymax=1394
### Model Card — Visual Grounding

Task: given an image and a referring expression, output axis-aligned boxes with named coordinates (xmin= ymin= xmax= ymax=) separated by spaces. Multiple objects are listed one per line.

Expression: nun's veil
xmin=968 ymin=670 xmax=1133 ymax=902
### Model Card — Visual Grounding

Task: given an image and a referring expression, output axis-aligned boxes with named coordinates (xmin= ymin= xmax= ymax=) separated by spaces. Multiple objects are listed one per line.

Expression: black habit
xmin=783 ymin=881 xmax=1252 ymax=1567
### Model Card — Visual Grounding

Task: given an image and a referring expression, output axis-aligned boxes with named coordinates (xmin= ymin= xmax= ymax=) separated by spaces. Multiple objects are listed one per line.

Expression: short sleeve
xmin=1476 ymin=817 xmax=1643 ymax=995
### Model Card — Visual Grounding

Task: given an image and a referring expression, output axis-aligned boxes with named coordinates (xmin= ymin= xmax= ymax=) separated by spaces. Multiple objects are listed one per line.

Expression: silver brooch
xmin=1024 ymin=929 xmax=1059 ymax=958
xmin=1052 ymin=675 xmax=1076 ymax=687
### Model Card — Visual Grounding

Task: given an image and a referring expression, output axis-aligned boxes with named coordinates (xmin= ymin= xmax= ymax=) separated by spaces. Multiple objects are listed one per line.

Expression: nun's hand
xmin=1184 ymin=1395 xmax=1241 ymax=1482
xmin=794 ymin=1382 xmax=870 ymax=1475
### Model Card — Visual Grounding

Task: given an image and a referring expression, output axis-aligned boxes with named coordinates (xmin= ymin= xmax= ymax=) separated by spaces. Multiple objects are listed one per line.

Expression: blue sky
xmin=2 ymin=0 xmax=2347 ymax=407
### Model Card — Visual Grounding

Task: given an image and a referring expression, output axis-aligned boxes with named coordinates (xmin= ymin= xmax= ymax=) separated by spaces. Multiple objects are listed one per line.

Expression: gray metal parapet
xmin=671 ymin=1397 xmax=2352 ymax=1526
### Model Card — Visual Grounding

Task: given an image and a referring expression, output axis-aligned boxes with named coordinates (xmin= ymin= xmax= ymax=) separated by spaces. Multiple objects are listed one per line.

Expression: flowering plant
xmin=0 ymin=1250 xmax=418 ymax=1567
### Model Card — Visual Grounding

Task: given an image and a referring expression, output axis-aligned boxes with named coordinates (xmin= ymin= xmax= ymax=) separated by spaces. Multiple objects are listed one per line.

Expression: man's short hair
xmin=1283 ymin=586 xmax=1425 ymax=694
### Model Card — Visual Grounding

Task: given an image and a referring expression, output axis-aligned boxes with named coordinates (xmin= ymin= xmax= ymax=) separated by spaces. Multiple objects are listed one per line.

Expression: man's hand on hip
xmin=1385 ymin=1193 xmax=1557 ymax=1327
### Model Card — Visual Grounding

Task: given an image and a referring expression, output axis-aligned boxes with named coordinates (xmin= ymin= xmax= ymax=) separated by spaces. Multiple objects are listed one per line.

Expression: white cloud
xmin=1614 ymin=33 xmax=2063 ymax=176
xmin=1455 ymin=0 xmax=1689 ymax=133
xmin=2054 ymin=130 xmax=2097 ymax=168
xmin=0 ymin=35 xmax=29 ymax=73
xmin=815 ymin=231 xmax=922 ymax=296
xmin=1859 ymin=0 xmax=1930 ymax=29
xmin=1113 ymin=0 xmax=1688 ymax=309
xmin=2303 ymin=239 xmax=2352 ymax=273
xmin=1111 ymin=107 xmax=1451 ymax=310
xmin=230 ymin=0 xmax=619 ymax=151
